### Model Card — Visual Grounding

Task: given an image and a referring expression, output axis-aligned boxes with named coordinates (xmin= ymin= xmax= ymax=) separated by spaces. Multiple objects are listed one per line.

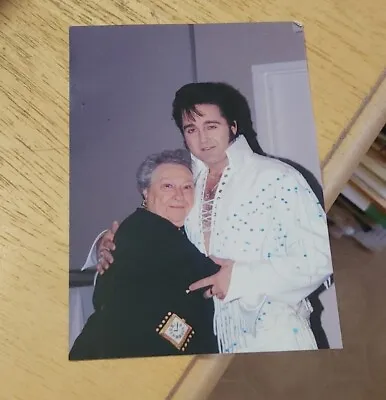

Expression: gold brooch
xmin=156 ymin=312 xmax=194 ymax=351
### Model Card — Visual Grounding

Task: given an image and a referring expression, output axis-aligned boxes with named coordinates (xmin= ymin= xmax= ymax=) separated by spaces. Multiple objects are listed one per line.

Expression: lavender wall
xmin=69 ymin=25 xmax=194 ymax=270
xmin=193 ymin=22 xmax=307 ymax=127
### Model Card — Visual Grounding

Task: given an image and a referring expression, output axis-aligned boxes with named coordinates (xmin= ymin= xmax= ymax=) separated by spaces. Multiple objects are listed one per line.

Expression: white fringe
xmin=323 ymin=276 xmax=332 ymax=290
xmin=213 ymin=297 xmax=266 ymax=353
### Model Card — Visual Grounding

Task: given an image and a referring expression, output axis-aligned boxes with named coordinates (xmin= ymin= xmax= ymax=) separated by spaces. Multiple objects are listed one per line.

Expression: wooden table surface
xmin=1 ymin=1 xmax=385 ymax=399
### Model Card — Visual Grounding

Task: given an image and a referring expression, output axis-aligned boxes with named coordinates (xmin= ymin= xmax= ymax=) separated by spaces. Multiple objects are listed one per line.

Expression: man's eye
xmin=184 ymin=185 xmax=193 ymax=190
xmin=186 ymin=128 xmax=196 ymax=134
xmin=208 ymin=125 xmax=217 ymax=130
xmin=163 ymin=183 xmax=173 ymax=189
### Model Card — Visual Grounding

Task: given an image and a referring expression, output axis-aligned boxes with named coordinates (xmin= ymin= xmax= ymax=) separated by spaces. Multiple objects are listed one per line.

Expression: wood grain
xmin=0 ymin=0 xmax=385 ymax=399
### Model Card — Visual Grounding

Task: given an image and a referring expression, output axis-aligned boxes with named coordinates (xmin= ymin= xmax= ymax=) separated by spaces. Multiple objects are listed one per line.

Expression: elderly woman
xmin=69 ymin=149 xmax=220 ymax=360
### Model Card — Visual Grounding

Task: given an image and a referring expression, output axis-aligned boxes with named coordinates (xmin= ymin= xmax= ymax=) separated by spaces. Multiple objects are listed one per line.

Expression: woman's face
xmin=143 ymin=163 xmax=195 ymax=227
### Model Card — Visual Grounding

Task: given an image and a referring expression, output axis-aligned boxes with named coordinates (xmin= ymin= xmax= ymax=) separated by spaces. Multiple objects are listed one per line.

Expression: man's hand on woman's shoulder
xmin=96 ymin=220 xmax=119 ymax=274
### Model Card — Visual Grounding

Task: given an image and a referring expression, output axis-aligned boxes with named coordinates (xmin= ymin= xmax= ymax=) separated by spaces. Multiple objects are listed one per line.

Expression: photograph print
xmin=68 ymin=21 xmax=342 ymax=361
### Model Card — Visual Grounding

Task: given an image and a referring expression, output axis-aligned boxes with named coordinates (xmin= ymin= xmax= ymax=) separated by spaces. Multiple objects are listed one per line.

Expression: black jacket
xmin=69 ymin=208 xmax=220 ymax=360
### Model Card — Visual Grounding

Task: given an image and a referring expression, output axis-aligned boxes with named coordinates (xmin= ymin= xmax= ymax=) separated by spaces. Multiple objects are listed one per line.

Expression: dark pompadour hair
xmin=171 ymin=82 xmax=265 ymax=154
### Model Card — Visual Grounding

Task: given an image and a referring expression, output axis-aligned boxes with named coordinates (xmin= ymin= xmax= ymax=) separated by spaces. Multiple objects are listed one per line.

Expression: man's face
xmin=182 ymin=104 xmax=237 ymax=170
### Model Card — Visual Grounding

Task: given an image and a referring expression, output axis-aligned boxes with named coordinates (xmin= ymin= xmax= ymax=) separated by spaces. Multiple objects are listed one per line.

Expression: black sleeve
xmin=164 ymin=233 xmax=221 ymax=290
xmin=95 ymin=216 xmax=221 ymax=301
xmin=90 ymin=219 xmax=220 ymax=358
xmin=93 ymin=221 xmax=145 ymax=309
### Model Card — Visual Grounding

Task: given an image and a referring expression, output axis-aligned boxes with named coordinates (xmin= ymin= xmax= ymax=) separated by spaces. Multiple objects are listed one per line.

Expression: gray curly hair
xmin=136 ymin=148 xmax=193 ymax=194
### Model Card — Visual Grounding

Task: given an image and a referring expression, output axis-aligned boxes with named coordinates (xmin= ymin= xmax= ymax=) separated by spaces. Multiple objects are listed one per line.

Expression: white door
xmin=251 ymin=60 xmax=322 ymax=184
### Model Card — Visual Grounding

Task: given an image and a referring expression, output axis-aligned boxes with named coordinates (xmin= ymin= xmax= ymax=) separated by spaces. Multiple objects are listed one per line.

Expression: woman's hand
xmin=96 ymin=221 xmax=119 ymax=274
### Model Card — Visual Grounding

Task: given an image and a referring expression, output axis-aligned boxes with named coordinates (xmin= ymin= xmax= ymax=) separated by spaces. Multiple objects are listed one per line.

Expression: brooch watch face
xmin=156 ymin=312 xmax=194 ymax=351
